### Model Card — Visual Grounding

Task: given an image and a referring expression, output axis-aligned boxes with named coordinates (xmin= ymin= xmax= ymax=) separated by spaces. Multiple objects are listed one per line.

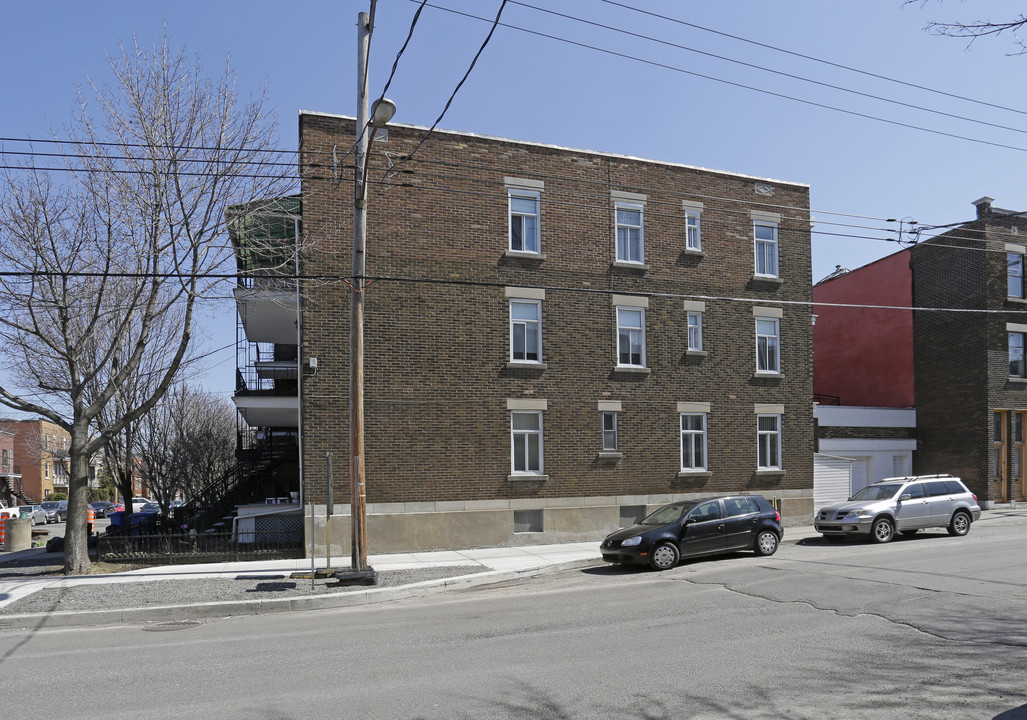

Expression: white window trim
xmin=755 ymin=316 xmax=781 ymax=374
xmin=680 ymin=412 xmax=708 ymax=471
xmin=683 ymin=200 xmax=703 ymax=251
xmin=752 ymin=212 xmax=781 ymax=278
xmin=510 ymin=410 xmax=544 ymax=476
xmin=602 ymin=411 xmax=618 ymax=452
xmin=757 ymin=413 xmax=783 ymax=471
xmin=687 ymin=310 xmax=703 ymax=351
xmin=509 ymin=298 xmax=542 ymax=364
xmin=614 ymin=201 xmax=646 ymax=265
xmin=508 ymin=188 xmax=541 ymax=255
xmin=1008 ymin=250 xmax=1025 ymax=299
xmin=1010 ymin=331 xmax=1026 ymax=378
xmin=616 ymin=306 xmax=647 ymax=368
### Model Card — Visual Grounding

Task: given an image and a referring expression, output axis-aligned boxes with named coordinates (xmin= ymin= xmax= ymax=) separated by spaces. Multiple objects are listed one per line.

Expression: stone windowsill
xmin=750 ymin=275 xmax=784 ymax=286
xmin=1008 ymin=377 xmax=1027 ymax=384
xmin=612 ymin=366 xmax=652 ymax=375
xmin=503 ymin=250 xmax=546 ymax=261
xmin=682 ymin=249 xmax=706 ymax=258
xmin=686 ymin=350 xmax=708 ymax=357
xmin=753 ymin=371 xmax=784 ymax=379
xmin=598 ymin=451 xmax=623 ymax=460
xmin=507 ymin=474 xmax=549 ymax=482
xmin=755 ymin=470 xmax=786 ymax=477
xmin=676 ymin=470 xmax=712 ymax=478
xmin=611 ymin=261 xmax=650 ymax=272
xmin=1006 ymin=296 xmax=1027 ymax=305
xmin=506 ymin=361 xmax=548 ymax=371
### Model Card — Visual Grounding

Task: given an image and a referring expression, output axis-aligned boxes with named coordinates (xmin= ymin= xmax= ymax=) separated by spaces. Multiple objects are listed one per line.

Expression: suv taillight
xmin=972 ymin=493 xmax=978 ymax=502
xmin=774 ymin=510 xmax=781 ymax=522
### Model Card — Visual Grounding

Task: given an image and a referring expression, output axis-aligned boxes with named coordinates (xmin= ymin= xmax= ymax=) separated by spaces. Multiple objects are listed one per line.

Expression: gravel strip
xmin=0 ymin=565 xmax=486 ymax=616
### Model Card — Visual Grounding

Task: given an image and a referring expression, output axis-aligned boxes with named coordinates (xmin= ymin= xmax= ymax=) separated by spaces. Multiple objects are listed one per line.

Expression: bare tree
xmin=0 ymin=33 xmax=293 ymax=574
xmin=906 ymin=1 xmax=1027 ymax=52
xmin=132 ymin=384 xmax=237 ymax=516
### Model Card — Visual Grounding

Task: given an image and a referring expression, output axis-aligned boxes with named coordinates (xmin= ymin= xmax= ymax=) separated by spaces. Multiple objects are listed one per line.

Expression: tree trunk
xmin=64 ymin=426 xmax=92 ymax=574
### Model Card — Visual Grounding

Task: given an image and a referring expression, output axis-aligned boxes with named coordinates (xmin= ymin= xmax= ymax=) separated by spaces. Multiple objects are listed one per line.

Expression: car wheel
xmin=870 ymin=517 xmax=894 ymax=544
xmin=649 ymin=542 xmax=680 ymax=571
xmin=948 ymin=511 xmax=971 ymax=537
xmin=901 ymin=529 xmax=918 ymax=537
xmin=754 ymin=530 xmax=779 ymax=556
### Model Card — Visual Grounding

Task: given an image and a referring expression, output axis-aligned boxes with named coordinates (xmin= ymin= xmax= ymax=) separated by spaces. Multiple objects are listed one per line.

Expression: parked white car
xmin=0 ymin=502 xmax=21 ymax=521
xmin=18 ymin=505 xmax=48 ymax=525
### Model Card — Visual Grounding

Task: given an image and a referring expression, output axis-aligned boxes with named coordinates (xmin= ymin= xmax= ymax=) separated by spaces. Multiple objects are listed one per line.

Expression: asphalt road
xmin=3 ymin=510 xmax=1027 ymax=719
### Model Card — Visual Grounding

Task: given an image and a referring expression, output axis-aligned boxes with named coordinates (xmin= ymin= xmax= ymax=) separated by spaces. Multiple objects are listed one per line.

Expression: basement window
xmin=513 ymin=509 xmax=543 ymax=533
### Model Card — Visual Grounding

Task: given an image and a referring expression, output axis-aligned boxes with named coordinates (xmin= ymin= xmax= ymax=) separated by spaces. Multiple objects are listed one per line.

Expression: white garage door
xmin=814 ymin=454 xmax=854 ymax=510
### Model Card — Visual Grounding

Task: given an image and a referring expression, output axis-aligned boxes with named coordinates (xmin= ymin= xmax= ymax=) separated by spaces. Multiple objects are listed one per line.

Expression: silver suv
xmin=815 ymin=474 xmax=981 ymax=543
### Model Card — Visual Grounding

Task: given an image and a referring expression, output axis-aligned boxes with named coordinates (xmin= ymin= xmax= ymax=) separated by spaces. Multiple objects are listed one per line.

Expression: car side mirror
xmin=899 ymin=494 xmax=911 ymax=502
xmin=683 ymin=517 xmax=695 ymax=526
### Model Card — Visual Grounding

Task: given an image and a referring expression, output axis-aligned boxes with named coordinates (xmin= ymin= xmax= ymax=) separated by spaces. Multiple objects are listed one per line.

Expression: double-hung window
xmin=615 ymin=203 xmax=644 ymax=264
xmin=757 ymin=414 xmax=782 ymax=470
xmin=687 ymin=311 xmax=703 ymax=351
xmin=509 ymin=190 xmax=540 ymax=254
xmin=602 ymin=412 xmax=618 ymax=451
xmin=755 ymin=316 xmax=780 ymax=373
xmin=1011 ymin=331 xmax=1026 ymax=378
xmin=1009 ymin=249 xmax=1025 ymax=298
xmin=683 ymin=200 xmax=703 ymax=251
xmin=754 ymin=222 xmax=779 ymax=277
xmin=680 ymin=413 xmax=707 ymax=470
xmin=509 ymin=299 xmax=541 ymax=363
xmin=511 ymin=411 xmax=543 ymax=474
xmin=617 ymin=307 xmax=646 ymax=367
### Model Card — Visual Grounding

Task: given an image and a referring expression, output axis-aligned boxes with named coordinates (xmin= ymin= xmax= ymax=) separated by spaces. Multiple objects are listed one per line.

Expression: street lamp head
xmin=370 ymin=98 xmax=397 ymax=127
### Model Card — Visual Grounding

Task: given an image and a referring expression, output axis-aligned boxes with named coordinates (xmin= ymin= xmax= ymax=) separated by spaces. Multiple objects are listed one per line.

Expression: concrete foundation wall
xmin=303 ymin=490 xmax=813 ymax=557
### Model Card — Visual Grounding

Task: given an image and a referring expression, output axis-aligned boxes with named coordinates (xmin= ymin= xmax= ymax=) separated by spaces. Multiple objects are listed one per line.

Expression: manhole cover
xmin=143 ymin=619 xmax=205 ymax=632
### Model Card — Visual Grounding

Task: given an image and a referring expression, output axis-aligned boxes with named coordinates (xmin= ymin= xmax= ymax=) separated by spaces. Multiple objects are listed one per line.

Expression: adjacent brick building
xmin=1 ymin=418 xmax=70 ymax=503
xmin=235 ymin=114 xmax=815 ymax=552
xmin=912 ymin=197 xmax=1027 ymax=504
xmin=812 ymin=196 xmax=1027 ymax=506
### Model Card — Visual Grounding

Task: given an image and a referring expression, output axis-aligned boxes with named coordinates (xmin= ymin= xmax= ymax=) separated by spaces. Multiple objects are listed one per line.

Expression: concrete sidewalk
xmin=0 ymin=526 xmax=822 ymax=629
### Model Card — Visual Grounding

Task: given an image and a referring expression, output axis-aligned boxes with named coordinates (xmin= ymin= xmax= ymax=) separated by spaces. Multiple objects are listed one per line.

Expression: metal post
xmin=325 ymin=452 xmax=333 ymax=570
xmin=309 ymin=501 xmax=315 ymax=589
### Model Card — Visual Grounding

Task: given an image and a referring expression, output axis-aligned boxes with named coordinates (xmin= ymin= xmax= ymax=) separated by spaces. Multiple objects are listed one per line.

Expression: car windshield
xmin=640 ymin=502 xmax=696 ymax=525
xmin=850 ymin=484 xmax=902 ymax=501
xmin=41 ymin=502 xmax=58 ymax=509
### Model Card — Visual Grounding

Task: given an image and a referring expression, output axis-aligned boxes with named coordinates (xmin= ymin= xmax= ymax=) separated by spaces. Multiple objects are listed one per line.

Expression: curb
xmin=0 ymin=557 xmax=602 ymax=631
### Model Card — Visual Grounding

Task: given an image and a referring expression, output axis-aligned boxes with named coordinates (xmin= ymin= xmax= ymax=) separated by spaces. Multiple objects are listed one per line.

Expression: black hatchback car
xmin=600 ymin=495 xmax=783 ymax=571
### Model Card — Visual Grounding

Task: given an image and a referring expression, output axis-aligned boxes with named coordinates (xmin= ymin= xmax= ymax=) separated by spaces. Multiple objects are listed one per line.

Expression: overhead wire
xmin=385 ymin=0 xmax=508 ymax=175
xmin=507 ymin=0 xmax=1027 ymax=138
xmin=600 ymin=0 xmax=1027 ymax=120
xmin=413 ymin=1 xmax=1027 ymax=154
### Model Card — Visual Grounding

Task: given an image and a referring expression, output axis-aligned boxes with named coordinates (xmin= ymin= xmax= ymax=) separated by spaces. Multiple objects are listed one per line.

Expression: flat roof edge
xmin=298 ymin=110 xmax=809 ymax=189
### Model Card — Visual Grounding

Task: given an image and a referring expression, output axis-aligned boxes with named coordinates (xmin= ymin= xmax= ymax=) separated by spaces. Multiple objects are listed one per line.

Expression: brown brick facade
xmin=910 ymin=204 xmax=1027 ymax=503
xmin=295 ymin=113 xmax=813 ymax=543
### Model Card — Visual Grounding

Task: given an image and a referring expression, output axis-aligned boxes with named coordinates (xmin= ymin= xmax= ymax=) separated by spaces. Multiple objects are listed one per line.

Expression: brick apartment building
xmin=0 ymin=418 xmax=70 ymax=503
xmin=813 ymin=196 xmax=1027 ymax=506
xmin=0 ymin=427 xmax=18 ymax=506
xmin=234 ymin=114 xmax=815 ymax=552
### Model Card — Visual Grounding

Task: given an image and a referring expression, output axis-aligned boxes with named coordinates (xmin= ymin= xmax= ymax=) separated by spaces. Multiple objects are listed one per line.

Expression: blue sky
xmin=2 ymin=0 xmax=1026 ymax=396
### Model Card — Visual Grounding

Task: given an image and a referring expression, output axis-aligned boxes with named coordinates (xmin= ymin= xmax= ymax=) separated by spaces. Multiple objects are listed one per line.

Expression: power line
xmin=508 ymin=0 xmax=1027 ymax=139
xmin=600 ymin=0 xmax=1027 ymax=120
xmin=415 ymin=1 xmax=1027 ymax=154
xmin=387 ymin=0 xmax=508 ymax=175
